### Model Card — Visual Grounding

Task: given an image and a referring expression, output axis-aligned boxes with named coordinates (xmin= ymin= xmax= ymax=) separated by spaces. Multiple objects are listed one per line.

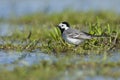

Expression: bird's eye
xmin=62 ymin=25 xmax=64 ymax=27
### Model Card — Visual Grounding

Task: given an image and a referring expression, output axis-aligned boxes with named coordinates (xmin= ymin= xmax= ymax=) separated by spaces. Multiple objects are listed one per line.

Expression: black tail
xmin=81 ymin=31 xmax=110 ymax=38
xmin=91 ymin=34 xmax=110 ymax=38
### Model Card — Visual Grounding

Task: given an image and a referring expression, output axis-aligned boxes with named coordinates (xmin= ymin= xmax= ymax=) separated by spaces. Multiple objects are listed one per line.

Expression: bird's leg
xmin=72 ymin=45 xmax=79 ymax=52
xmin=75 ymin=45 xmax=79 ymax=48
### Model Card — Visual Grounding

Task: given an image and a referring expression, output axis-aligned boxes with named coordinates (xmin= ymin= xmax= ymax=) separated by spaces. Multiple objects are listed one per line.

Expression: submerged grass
xmin=0 ymin=55 xmax=120 ymax=80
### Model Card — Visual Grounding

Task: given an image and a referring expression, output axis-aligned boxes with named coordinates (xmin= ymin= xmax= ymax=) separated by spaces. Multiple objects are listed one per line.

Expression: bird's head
xmin=57 ymin=21 xmax=70 ymax=33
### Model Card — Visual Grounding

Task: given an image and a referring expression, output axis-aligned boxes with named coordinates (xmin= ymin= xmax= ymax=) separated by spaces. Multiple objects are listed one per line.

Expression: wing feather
xmin=65 ymin=29 xmax=92 ymax=39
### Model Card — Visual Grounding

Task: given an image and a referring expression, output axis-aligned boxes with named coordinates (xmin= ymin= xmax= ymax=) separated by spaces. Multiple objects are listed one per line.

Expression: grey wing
xmin=67 ymin=29 xmax=92 ymax=39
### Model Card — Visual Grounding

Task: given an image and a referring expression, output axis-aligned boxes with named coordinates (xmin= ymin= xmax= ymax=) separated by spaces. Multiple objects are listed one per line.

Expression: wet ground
xmin=0 ymin=50 xmax=120 ymax=80
xmin=0 ymin=50 xmax=120 ymax=69
xmin=0 ymin=50 xmax=57 ymax=71
xmin=0 ymin=22 xmax=120 ymax=80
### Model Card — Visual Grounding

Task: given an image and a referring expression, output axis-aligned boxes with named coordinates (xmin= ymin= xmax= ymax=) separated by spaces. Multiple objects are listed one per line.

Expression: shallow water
xmin=0 ymin=0 xmax=120 ymax=18
xmin=0 ymin=23 xmax=24 ymax=36
xmin=59 ymin=70 xmax=120 ymax=80
xmin=0 ymin=23 xmax=120 ymax=79
xmin=0 ymin=50 xmax=57 ymax=71
xmin=0 ymin=50 xmax=120 ymax=79
xmin=0 ymin=50 xmax=120 ymax=70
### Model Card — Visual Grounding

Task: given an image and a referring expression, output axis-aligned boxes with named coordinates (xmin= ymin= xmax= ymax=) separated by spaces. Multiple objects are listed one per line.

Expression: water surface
xmin=0 ymin=0 xmax=120 ymax=18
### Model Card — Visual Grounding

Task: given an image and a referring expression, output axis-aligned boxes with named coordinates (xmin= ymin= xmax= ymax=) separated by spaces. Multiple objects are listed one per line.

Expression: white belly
xmin=63 ymin=36 xmax=84 ymax=45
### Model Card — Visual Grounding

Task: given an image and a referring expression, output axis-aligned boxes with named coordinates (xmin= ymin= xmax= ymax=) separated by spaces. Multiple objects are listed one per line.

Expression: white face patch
xmin=59 ymin=23 xmax=69 ymax=30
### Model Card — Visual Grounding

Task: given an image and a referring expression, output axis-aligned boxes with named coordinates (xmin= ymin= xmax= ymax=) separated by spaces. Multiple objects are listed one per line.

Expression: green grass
xmin=0 ymin=11 xmax=119 ymax=54
xmin=0 ymin=11 xmax=120 ymax=80
xmin=0 ymin=55 xmax=120 ymax=80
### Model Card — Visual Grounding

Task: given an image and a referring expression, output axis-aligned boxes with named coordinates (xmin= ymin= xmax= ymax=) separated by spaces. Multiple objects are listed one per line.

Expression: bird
xmin=57 ymin=21 xmax=101 ymax=46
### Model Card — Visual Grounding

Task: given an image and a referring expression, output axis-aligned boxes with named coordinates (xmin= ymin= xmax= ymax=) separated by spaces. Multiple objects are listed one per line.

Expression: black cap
xmin=62 ymin=21 xmax=70 ymax=27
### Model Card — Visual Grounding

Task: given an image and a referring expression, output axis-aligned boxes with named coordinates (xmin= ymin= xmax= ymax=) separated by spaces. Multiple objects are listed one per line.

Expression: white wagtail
xmin=57 ymin=21 xmax=102 ymax=46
